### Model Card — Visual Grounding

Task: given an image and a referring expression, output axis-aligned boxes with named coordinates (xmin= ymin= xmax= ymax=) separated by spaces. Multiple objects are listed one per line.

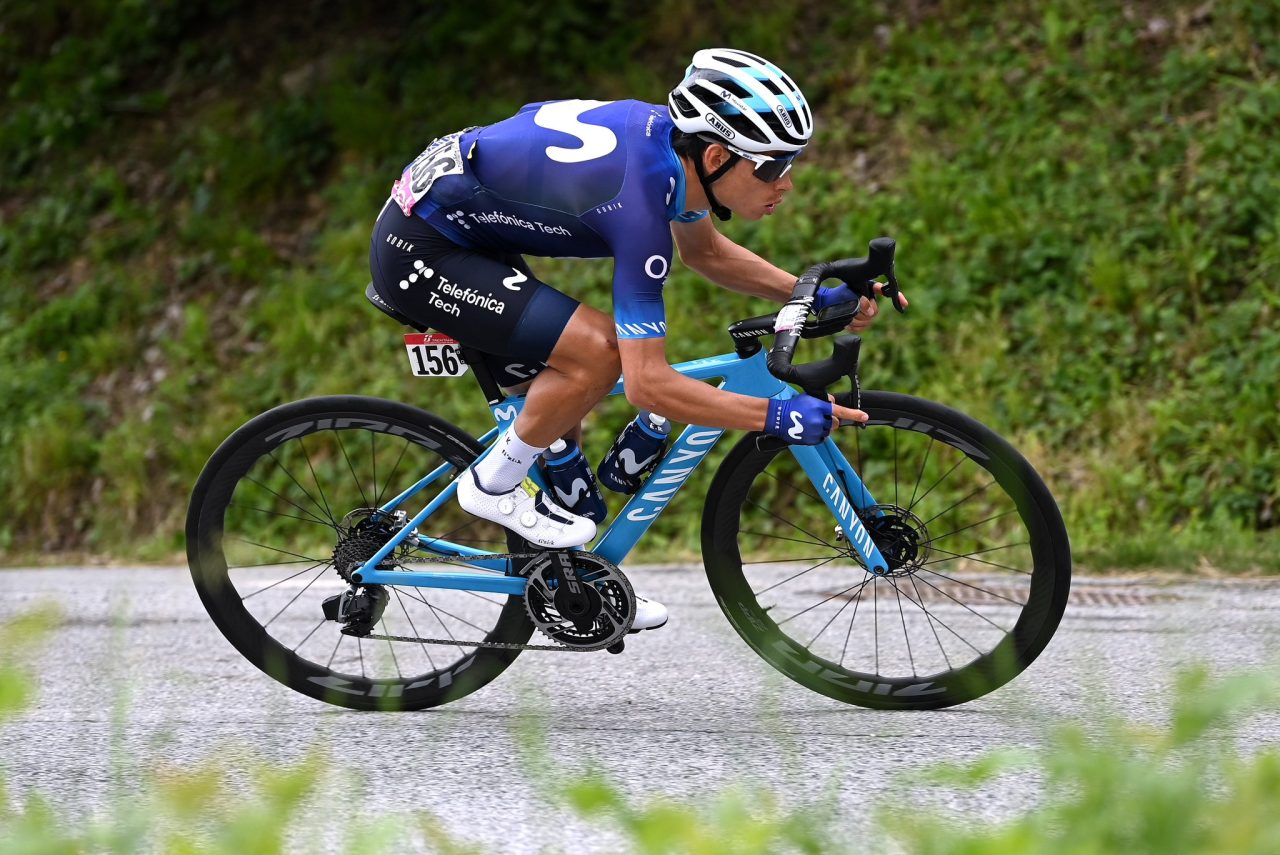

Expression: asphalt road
xmin=3 ymin=565 xmax=1280 ymax=852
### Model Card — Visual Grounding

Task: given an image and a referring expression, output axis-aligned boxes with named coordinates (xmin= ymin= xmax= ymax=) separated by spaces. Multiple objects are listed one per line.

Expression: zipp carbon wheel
xmin=186 ymin=396 xmax=534 ymax=710
xmin=702 ymin=391 xmax=1070 ymax=710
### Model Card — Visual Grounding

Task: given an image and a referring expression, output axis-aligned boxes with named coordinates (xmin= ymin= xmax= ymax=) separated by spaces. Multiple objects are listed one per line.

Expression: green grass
xmin=1 ymin=0 xmax=1277 ymax=570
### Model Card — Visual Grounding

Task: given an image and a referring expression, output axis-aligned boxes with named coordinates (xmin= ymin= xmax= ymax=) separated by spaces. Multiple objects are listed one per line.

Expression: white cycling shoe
xmin=630 ymin=595 xmax=668 ymax=632
xmin=457 ymin=471 xmax=596 ymax=549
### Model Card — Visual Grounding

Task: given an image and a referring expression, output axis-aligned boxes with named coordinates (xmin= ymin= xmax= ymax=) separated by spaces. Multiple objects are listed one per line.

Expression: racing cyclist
xmin=368 ymin=49 xmax=905 ymax=632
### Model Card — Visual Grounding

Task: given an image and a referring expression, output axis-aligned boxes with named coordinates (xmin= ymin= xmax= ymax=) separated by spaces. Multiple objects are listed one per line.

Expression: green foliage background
xmin=1 ymin=0 xmax=1276 ymax=568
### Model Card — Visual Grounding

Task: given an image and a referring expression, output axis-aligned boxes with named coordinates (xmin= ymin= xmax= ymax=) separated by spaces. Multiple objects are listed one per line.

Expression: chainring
xmin=523 ymin=551 xmax=635 ymax=651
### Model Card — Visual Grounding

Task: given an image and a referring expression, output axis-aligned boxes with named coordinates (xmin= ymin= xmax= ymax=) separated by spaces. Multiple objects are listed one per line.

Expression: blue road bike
xmin=186 ymin=239 xmax=1071 ymax=711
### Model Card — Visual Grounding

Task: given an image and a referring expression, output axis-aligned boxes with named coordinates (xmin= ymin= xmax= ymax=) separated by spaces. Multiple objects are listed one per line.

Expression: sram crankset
xmin=523 ymin=550 xmax=635 ymax=651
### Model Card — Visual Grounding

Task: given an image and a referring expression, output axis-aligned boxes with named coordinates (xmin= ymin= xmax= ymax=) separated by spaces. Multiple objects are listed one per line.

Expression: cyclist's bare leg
xmin=512 ymin=304 xmax=619 ymax=447
xmin=500 ymin=378 xmax=584 ymax=446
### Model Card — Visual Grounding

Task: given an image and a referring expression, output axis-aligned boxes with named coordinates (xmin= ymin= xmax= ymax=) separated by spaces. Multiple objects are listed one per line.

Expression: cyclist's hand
xmin=847 ymin=282 xmax=909 ymax=333
xmin=766 ymin=395 xmax=867 ymax=444
xmin=830 ymin=396 xmax=869 ymax=429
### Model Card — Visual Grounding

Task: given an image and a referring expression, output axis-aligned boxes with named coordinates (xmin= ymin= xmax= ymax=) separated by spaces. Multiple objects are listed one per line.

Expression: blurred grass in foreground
xmin=4 ymin=622 xmax=1280 ymax=851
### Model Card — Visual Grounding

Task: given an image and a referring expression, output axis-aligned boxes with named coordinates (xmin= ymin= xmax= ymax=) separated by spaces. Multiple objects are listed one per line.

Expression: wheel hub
xmin=840 ymin=504 xmax=931 ymax=576
xmin=332 ymin=509 xmax=397 ymax=581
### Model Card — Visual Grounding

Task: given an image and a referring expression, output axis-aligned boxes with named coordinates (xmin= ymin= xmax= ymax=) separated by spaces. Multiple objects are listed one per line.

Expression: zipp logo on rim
xmin=864 ymin=416 xmax=989 ymax=461
xmin=264 ymin=419 xmax=443 ymax=449
xmin=308 ymin=653 xmax=478 ymax=696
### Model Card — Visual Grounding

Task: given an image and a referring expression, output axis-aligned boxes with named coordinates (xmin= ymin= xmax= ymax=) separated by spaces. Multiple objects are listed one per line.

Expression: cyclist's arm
xmin=619 ymin=337 xmax=865 ymax=430
xmin=672 ymin=216 xmax=794 ymax=302
xmin=618 ymin=336 xmax=769 ymax=428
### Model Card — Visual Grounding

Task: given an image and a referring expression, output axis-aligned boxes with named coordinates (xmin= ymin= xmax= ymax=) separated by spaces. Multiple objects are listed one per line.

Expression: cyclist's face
xmin=705 ymin=145 xmax=795 ymax=221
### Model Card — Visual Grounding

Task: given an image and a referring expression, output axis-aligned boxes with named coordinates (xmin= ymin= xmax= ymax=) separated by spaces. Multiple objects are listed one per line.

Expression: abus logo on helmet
xmin=775 ymin=105 xmax=793 ymax=130
xmin=705 ymin=113 xmax=736 ymax=140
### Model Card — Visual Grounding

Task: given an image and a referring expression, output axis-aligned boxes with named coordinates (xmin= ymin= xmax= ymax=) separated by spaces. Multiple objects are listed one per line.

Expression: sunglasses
xmin=726 ymin=142 xmax=803 ymax=182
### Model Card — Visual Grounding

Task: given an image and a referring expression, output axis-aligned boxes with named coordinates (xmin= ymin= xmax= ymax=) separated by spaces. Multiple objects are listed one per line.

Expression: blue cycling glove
xmin=765 ymin=395 xmax=833 ymax=445
xmin=814 ymin=282 xmax=865 ymax=312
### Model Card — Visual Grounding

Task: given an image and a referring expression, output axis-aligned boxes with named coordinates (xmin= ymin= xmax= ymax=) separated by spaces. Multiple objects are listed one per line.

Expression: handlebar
xmin=763 ymin=237 xmax=903 ymax=397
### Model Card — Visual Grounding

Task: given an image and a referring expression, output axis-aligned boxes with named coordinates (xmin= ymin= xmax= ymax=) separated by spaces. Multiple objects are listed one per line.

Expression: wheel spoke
xmin=240 ymin=560 xmax=330 ymax=600
xmin=292 ymin=618 xmax=328 ymax=654
xmin=907 ymin=456 xmax=967 ymax=517
xmin=893 ymin=578 xmax=916 ymax=676
xmin=243 ymin=475 xmax=334 ymax=530
xmin=392 ymin=587 xmax=437 ymax=669
xmin=262 ymin=564 xmax=331 ymax=629
xmin=908 ymin=573 xmax=1011 ymax=634
xmin=907 ymin=437 xmax=933 ymax=511
xmin=744 ymin=497 xmax=839 ymax=550
xmin=395 ymin=587 xmax=492 ymax=635
xmin=379 ymin=617 xmax=402 ymax=679
xmin=230 ymin=537 xmax=326 ymax=566
xmin=922 ymin=507 xmax=1019 ymax=545
xmin=739 ymin=530 xmax=834 ymax=551
xmin=373 ymin=439 xmax=413 ymax=510
xmin=298 ymin=435 xmax=336 ymax=526
xmin=267 ymin=450 xmax=338 ymax=527
xmin=776 ymin=574 xmax=872 ymax=627
xmin=752 ymin=555 xmax=842 ymax=597
xmin=920 ymin=480 xmax=995 ymax=529
xmin=760 ymin=466 xmax=824 ymax=505
xmin=885 ymin=575 xmax=985 ymax=656
xmin=916 ymin=566 xmax=1027 ymax=605
xmin=908 ymin=573 xmax=952 ymax=669
xmin=839 ymin=576 xmax=872 ymax=667
xmin=229 ymin=503 xmax=337 ymax=530
xmin=923 ymin=543 xmax=1032 ymax=575
xmin=335 ymin=430 xmax=371 ymax=510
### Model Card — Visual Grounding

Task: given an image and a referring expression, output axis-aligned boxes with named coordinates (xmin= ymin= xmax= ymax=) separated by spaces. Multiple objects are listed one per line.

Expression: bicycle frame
xmin=352 ymin=346 xmax=893 ymax=593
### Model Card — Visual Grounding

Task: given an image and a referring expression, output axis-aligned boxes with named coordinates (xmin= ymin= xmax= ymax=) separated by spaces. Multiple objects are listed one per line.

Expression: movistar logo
xmin=618 ymin=448 xmax=658 ymax=476
xmin=555 ymin=478 xmax=591 ymax=507
xmin=787 ymin=412 xmax=804 ymax=440
xmin=705 ymin=113 xmax=736 ymax=140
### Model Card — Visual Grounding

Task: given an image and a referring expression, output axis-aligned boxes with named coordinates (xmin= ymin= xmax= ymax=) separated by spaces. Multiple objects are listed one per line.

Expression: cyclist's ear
xmin=703 ymin=143 xmax=733 ymax=173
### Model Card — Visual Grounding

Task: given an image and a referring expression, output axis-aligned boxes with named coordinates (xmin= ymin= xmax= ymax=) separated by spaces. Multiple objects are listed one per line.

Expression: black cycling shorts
xmin=369 ymin=205 xmax=579 ymax=387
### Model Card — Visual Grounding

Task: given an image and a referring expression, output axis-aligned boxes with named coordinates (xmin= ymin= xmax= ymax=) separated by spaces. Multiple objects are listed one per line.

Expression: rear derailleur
xmin=323 ymin=583 xmax=388 ymax=637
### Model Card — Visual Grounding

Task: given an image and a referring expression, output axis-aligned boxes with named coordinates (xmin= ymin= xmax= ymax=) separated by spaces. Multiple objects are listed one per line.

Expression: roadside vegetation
xmin=1 ymin=0 xmax=1276 ymax=570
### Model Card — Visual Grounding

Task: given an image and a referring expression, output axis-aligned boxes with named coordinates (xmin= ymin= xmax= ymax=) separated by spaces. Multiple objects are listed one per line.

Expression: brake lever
xmin=881 ymin=267 xmax=907 ymax=314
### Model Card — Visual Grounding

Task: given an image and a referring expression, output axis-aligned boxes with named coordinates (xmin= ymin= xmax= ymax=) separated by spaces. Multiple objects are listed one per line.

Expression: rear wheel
xmin=702 ymin=391 xmax=1071 ymax=710
xmin=186 ymin=395 xmax=534 ymax=710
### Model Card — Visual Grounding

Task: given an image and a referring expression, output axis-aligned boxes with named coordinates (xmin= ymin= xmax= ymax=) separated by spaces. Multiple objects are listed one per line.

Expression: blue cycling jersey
xmin=399 ymin=100 xmax=708 ymax=341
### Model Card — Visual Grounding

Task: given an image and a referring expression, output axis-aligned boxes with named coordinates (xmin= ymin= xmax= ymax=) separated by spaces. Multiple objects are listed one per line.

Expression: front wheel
xmin=702 ymin=391 xmax=1071 ymax=710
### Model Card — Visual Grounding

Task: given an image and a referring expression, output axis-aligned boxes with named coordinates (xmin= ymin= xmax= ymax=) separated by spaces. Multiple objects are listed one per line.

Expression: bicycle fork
xmin=789 ymin=440 xmax=893 ymax=576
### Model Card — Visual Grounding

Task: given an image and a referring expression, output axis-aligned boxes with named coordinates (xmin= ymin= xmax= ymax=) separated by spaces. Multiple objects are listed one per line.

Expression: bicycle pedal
xmin=606 ymin=640 xmax=625 ymax=654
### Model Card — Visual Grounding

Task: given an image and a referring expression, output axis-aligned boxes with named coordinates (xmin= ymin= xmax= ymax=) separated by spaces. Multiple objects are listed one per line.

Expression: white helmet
xmin=668 ymin=48 xmax=813 ymax=154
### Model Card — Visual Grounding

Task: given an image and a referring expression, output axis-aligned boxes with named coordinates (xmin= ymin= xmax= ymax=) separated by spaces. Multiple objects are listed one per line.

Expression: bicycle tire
xmin=702 ymin=390 xmax=1070 ymax=710
xmin=186 ymin=395 xmax=534 ymax=711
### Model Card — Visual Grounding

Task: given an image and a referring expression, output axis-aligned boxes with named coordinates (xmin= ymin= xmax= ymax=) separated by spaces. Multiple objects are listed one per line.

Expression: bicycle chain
xmin=354 ymin=548 xmax=606 ymax=653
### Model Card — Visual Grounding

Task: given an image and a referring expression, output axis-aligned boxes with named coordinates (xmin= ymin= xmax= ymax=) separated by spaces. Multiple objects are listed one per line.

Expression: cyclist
xmin=369 ymin=48 xmax=904 ymax=631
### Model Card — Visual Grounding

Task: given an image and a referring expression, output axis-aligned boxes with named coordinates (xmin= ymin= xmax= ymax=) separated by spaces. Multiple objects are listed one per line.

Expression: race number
xmin=390 ymin=132 xmax=467 ymax=216
xmin=404 ymin=333 xmax=469 ymax=377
